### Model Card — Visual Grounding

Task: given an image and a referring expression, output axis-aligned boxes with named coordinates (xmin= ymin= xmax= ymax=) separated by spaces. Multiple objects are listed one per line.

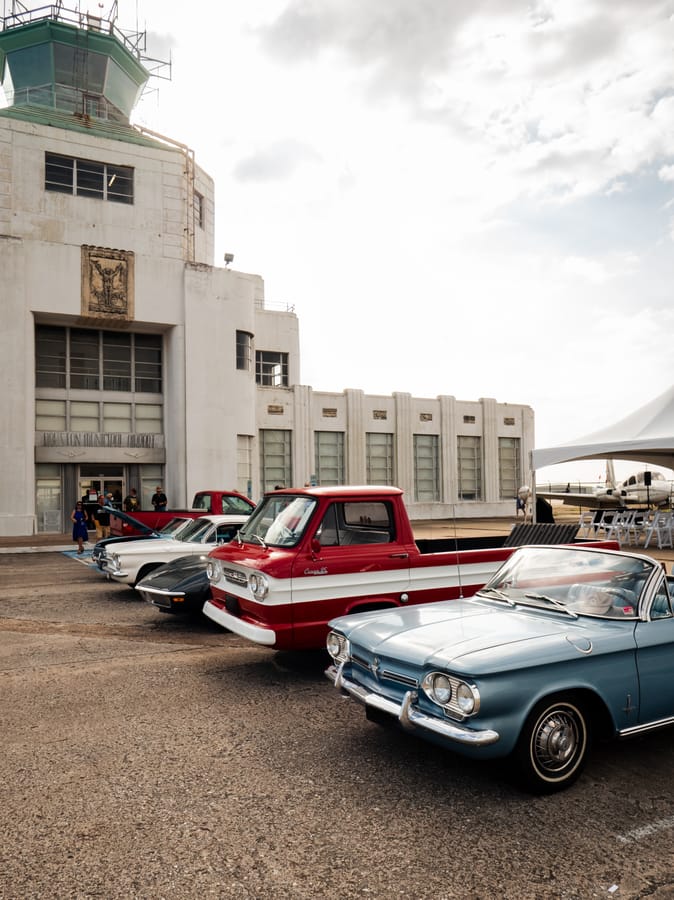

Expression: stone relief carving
xmin=81 ymin=246 xmax=134 ymax=319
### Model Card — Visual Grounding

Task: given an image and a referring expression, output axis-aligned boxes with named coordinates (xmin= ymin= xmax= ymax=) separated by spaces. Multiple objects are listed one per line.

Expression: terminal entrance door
xmin=79 ymin=465 xmax=124 ymax=512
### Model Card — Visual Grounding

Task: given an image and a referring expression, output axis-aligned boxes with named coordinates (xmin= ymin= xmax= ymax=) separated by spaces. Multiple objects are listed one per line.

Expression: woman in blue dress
xmin=71 ymin=501 xmax=89 ymax=554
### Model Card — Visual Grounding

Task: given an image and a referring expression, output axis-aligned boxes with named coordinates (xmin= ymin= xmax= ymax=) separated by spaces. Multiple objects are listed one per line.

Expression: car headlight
xmin=326 ymin=631 xmax=349 ymax=662
xmin=421 ymin=672 xmax=481 ymax=716
xmin=249 ymin=572 xmax=269 ymax=600
xmin=456 ymin=682 xmax=478 ymax=715
xmin=206 ymin=560 xmax=222 ymax=583
xmin=422 ymin=672 xmax=452 ymax=705
xmin=111 ymin=553 xmax=120 ymax=568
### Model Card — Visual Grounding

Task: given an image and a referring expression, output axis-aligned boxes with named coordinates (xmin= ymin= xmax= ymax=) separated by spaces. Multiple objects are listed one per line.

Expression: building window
xmin=135 ymin=404 xmax=163 ymax=434
xmin=45 ymin=152 xmax=134 ymax=204
xmin=103 ymin=332 xmax=131 ymax=391
xmin=134 ymin=335 xmax=162 ymax=392
xmin=35 ymin=399 xmax=66 ymax=431
xmin=70 ymin=328 xmax=100 ymax=390
xmin=315 ymin=431 xmax=345 ymax=486
xmin=256 ymin=351 xmax=288 ymax=387
xmin=260 ymin=429 xmax=292 ymax=491
xmin=70 ymin=401 xmax=99 ymax=432
xmin=499 ymin=437 xmax=521 ymax=501
xmin=36 ymin=326 xmax=162 ymax=393
xmin=236 ymin=331 xmax=253 ymax=371
xmin=414 ymin=434 xmax=440 ymax=502
xmin=237 ymin=434 xmax=253 ymax=497
xmin=35 ymin=464 xmax=62 ymax=534
xmin=366 ymin=432 xmax=394 ymax=485
xmin=103 ymin=402 xmax=132 ymax=433
xmin=194 ymin=191 xmax=204 ymax=228
xmin=458 ymin=435 xmax=482 ymax=500
xmin=35 ymin=326 xmax=66 ymax=388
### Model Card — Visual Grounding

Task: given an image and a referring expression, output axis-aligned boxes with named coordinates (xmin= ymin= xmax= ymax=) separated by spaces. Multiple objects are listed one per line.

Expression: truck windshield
xmin=238 ymin=495 xmax=317 ymax=547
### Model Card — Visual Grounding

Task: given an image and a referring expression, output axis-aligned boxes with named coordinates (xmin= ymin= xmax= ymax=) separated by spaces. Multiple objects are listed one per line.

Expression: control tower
xmin=0 ymin=1 xmax=162 ymax=127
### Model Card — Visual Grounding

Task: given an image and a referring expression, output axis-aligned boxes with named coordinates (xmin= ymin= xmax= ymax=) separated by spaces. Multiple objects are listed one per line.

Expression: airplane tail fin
xmin=605 ymin=459 xmax=617 ymax=491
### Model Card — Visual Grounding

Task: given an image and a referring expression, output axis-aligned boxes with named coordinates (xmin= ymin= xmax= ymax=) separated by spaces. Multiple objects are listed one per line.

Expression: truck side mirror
xmin=310 ymin=537 xmax=321 ymax=557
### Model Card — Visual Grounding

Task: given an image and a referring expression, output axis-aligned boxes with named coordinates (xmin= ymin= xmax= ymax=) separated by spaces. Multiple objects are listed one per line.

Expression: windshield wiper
xmin=523 ymin=593 xmax=579 ymax=619
xmin=477 ymin=587 xmax=517 ymax=607
xmin=244 ymin=533 xmax=267 ymax=549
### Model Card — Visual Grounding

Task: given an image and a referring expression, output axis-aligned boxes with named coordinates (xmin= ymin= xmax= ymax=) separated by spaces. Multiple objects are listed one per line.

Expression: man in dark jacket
xmin=151 ymin=486 xmax=167 ymax=512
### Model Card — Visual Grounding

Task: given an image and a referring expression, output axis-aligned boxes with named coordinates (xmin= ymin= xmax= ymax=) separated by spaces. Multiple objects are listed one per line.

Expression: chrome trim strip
xmin=134 ymin=584 xmax=185 ymax=598
xmin=328 ymin=664 xmax=499 ymax=748
xmin=618 ymin=714 xmax=674 ymax=738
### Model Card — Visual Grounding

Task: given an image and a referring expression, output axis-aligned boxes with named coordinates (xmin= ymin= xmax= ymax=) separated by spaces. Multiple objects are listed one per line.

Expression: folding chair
xmin=577 ymin=510 xmax=597 ymax=539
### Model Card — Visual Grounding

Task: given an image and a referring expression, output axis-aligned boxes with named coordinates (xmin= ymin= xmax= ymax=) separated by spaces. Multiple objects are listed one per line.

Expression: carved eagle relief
xmin=81 ymin=246 xmax=135 ymax=320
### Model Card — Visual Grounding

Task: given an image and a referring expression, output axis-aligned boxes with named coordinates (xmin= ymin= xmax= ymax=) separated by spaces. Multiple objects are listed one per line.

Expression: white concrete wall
xmin=255 ymin=386 xmax=534 ymax=518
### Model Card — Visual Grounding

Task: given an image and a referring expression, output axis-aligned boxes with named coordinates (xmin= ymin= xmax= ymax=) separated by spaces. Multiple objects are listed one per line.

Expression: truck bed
xmin=416 ymin=522 xmax=581 ymax=554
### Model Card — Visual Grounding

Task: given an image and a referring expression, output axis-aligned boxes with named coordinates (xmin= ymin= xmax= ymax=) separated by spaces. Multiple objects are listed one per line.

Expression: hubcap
xmin=534 ymin=709 xmax=580 ymax=773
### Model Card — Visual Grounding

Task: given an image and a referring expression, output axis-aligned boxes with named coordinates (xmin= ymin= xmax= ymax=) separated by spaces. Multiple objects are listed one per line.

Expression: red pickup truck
xmin=203 ymin=485 xmax=616 ymax=651
xmin=109 ymin=490 xmax=255 ymax=537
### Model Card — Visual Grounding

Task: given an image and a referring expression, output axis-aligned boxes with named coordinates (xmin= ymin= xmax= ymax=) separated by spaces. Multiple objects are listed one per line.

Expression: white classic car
xmin=100 ymin=514 xmax=248 ymax=586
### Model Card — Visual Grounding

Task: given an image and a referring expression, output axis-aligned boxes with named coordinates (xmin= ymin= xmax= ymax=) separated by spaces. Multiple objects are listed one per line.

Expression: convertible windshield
xmin=175 ymin=519 xmax=214 ymax=543
xmin=238 ymin=495 xmax=317 ymax=547
xmin=480 ymin=546 xmax=658 ymax=619
xmin=159 ymin=517 xmax=190 ymax=536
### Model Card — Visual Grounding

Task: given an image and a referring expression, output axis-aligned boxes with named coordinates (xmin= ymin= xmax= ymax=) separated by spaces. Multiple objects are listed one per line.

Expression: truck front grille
xmin=223 ymin=568 xmax=247 ymax=586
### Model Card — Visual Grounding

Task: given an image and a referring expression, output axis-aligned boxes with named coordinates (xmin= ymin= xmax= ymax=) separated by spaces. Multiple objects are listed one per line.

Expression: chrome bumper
xmin=202 ymin=600 xmax=277 ymax=646
xmin=101 ymin=560 xmax=127 ymax=578
xmin=326 ymin=663 xmax=500 ymax=748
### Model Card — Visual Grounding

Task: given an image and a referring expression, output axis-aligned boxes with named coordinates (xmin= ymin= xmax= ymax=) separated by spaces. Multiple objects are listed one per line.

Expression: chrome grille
xmin=223 ymin=568 xmax=247 ymax=586
xmin=380 ymin=669 xmax=418 ymax=688
xmin=350 ymin=650 xmax=419 ymax=689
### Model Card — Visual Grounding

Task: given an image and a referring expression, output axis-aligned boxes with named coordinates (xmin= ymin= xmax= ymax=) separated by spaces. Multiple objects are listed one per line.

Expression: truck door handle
xmin=389 ymin=552 xmax=409 ymax=558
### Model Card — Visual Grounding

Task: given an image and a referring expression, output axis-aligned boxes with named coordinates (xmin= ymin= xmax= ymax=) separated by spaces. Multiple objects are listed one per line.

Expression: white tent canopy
xmin=531 ymin=386 xmax=674 ymax=472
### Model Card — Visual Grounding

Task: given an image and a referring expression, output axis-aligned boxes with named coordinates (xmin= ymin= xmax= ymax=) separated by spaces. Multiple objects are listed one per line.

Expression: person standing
xmin=151 ymin=486 xmax=167 ymax=511
xmin=71 ymin=501 xmax=89 ymax=554
xmin=124 ymin=488 xmax=140 ymax=512
xmin=96 ymin=494 xmax=110 ymax=539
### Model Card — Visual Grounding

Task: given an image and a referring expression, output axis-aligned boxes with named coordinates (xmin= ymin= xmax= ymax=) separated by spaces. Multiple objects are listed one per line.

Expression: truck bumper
xmin=326 ymin=663 xmax=500 ymax=749
xmin=202 ymin=600 xmax=277 ymax=646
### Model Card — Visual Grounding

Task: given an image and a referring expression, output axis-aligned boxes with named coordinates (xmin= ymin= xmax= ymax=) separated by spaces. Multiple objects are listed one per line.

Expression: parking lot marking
xmin=616 ymin=815 xmax=674 ymax=844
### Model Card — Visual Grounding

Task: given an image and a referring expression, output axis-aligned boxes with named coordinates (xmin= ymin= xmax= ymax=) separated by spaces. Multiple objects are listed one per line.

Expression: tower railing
xmin=1 ymin=3 xmax=146 ymax=60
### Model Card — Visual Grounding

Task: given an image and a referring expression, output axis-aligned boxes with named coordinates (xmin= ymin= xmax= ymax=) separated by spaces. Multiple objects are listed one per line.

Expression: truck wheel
xmin=513 ymin=696 xmax=590 ymax=794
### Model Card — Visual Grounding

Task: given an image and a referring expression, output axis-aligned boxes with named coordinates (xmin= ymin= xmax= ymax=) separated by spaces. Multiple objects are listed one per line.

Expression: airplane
xmin=535 ymin=461 xmax=673 ymax=509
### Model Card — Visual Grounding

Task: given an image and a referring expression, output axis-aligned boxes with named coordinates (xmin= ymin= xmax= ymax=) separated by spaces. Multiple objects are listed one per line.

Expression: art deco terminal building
xmin=0 ymin=5 xmax=533 ymax=535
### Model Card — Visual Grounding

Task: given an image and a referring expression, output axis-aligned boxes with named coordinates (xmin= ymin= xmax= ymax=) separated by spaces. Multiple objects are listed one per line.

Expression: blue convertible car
xmin=326 ymin=545 xmax=674 ymax=793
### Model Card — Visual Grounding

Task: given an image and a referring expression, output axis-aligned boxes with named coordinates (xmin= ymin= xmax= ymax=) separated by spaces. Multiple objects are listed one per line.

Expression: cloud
xmin=232 ymin=140 xmax=322 ymax=182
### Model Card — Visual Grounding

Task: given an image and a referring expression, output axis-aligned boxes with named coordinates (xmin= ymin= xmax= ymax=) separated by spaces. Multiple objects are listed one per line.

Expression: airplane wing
xmin=536 ymin=490 xmax=624 ymax=508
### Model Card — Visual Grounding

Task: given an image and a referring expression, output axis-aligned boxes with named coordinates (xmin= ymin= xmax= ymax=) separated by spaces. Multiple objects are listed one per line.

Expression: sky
xmin=75 ymin=1 xmax=674 ymax=480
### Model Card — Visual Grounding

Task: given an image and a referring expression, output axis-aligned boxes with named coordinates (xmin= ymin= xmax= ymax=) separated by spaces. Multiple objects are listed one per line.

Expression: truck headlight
xmin=206 ymin=560 xmax=222 ymax=583
xmin=249 ymin=572 xmax=269 ymax=600
xmin=326 ymin=631 xmax=348 ymax=662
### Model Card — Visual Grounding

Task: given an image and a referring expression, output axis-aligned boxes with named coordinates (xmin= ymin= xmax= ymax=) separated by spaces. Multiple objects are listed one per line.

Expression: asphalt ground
xmin=2 ymin=517 xmax=674 ymax=898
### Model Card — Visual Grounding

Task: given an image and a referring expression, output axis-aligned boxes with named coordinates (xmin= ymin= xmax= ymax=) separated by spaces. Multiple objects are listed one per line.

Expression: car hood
xmin=136 ymin=554 xmax=210 ymax=589
xmin=113 ymin=537 xmax=195 ymax=557
xmin=332 ymin=598 xmax=635 ymax=675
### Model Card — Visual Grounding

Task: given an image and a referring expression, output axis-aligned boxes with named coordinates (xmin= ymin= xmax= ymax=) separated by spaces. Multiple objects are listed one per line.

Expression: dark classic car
xmin=326 ymin=544 xmax=674 ymax=793
xmin=135 ymin=554 xmax=212 ymax=615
